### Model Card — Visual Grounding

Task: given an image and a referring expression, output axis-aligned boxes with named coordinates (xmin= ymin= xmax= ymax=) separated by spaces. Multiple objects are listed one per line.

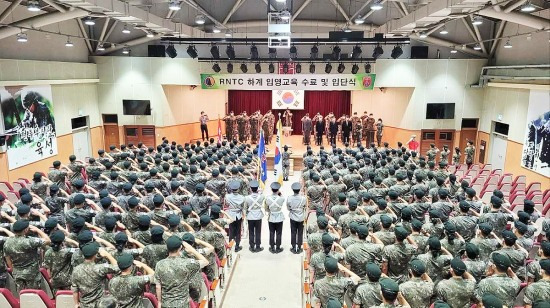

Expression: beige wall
xmin=163 ymin=85 xmax=226 ymax=126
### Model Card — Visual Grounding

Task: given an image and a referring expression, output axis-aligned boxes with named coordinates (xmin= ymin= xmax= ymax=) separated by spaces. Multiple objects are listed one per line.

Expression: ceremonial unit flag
xmin=217 ymin=115 xmax=222 ymax=144
xmin=258 ymin=129 xmax=267 ymax=188
xmin=273 ymin=118 xmax=284 ymax=185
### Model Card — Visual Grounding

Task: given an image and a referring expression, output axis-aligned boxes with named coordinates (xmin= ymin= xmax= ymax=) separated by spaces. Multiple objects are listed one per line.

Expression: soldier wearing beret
xmin=475 ymin=253 xmax=521 ymax=307
xmin=524 ymin=258 xmax=550 ymax=306
xmin=399 ymin=259 xmax=434 ymax=308
xmin=463 ymin=243 xmax=487 ymax=283
xmin=345 ymin=224 xmax=384 ymax=278
xmin=435 ymin=257 xmax=477 ymax=308
xmin=307 ymin=174 xmax=327 ymax=211
xmin=417 ymin=237 xmax=453 ymax=284
xmin=313 ymin=256 xmax=360 ymax=307
xmin=382 ymin=226 xmax=417 ymax=283
xmin=491 ymin=230 xmax=528 ymax=280
xmin=478 ymin=196 xmax=514 ymax=236
xmin=372 ymin=277 xmax=411 ymax=307
xmin=109 ymin=253 xmax=155 ymax=308
xmin=189 ymin=183 xmax=214 ymax=216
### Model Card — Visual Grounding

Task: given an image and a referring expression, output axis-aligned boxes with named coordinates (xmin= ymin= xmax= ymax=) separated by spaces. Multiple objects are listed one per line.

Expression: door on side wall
xmin=489 ymin=121 xmax=510 ymax=171
xmin=71 ymin=116 xmax=91 ymax=161
xmin=103 ymin=114 xmax=120 ymax=150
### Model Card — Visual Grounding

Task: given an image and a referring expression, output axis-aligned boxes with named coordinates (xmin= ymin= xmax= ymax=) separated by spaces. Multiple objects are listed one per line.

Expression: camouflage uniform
xmin=282 ymin=150 xmax=291 ymax=180
xmin=417 ymin=252 xmax=452 ymax=284
xmin=353 ymin=280 xmax=382 ymax=307
xmin=71 ymin=262 xmax=120 ymax=308
xmin=345 ymin=241 xmax=384 ymax=278
xmin=249 ymin=112 xmax=260 ymax=143
xmin=307 ymin=183 xmax=326 ymax=211
xmin=399 ymin=277 xmax=434 ymax=308
xmin=188 ymin=194 xmax=213 ymax=216
xmin=526 ymin=260 xmax=544 ymax=282
xmin=383 ymin=242 xmax=416 ymax=283
xmin=310 ymin=251 xmax=344 ymax=281
xmin=205 ymin=178 xmax=226 ymax=200
xmin=132 ymin=230 xmax=152 ymax=246
xmin=337 ymin=211 xmax=368 ymax=239
xmin=374 ymin=230 xmax=396 ymax=246
xmin=326 ymin=183 xmax=347 ymax=210
xmin=450 ymin=215 xmax=478 ymax=242
xmin=223 ymin=114 xmax=235 ymax=142
xmin=109 ymin=274 xmax=151 ymax=308
xmin=307 ymin=232 xmax=338 ymax=253
xmin=330 ymin=204 xmax=349 ymax=223
xmin=469 ymin=237 xmax=500 ymax=260
xmin=68 ymin=161 xmax=85 ymax=182
xmin=154 ymin=256 xmax=200 ymax=308
xmin=426 ymin=149 xmax=438 ymax=163
xmin=491 ymin=247 xmax=527 ymax=279
xmin=237 ymin=114 xmax=247 ymax=142
xmin=48 ymin=169 xmax=69 ymax=191
xmin=475 ymin=273 xmax=521 ymax=307
xmin=440 ymin=149 xmax=450 ymax=164
xmin=313 ymin=276 xmax=354 ymax=307
xmin=524 ymin=279 xmax=550 ymax=305
xmin=142 ymin=244 xmax=168 ymax=269
xmin=3 ymin=236 xmax=47 ymax=291
xmin=464 ymin=145 xmax=475 ymax=165
xmin=478 ymin=211 xmax=514 ymax=238
xmin=351 ymin=115 xmax=362 ymax=144
xmin=31 ymin=181 xmax=48 ymax=199
xmin=44 ymin=247 xmax=78 ymax=292
xmin=435 ymin=277 xmax=476 ymax=308
xmin=463 ymin=258 xmax=487 ymax=282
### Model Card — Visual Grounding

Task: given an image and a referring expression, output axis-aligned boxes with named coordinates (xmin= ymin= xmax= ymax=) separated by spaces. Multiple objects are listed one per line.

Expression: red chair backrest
xmin=0 ymin=288 xmax=19 ymax=308
xmin=19 ymin=289 xmax=55 ymax=308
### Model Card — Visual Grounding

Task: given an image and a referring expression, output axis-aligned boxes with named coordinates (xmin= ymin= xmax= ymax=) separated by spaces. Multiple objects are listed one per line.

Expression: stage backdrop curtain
xmin=227 ymin=90 xmax=351 ymax=135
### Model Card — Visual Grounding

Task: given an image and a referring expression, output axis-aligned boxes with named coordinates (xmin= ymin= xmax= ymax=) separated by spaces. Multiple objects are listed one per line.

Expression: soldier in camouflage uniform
xmin=205 ymin=169 xmax=226 ymax=200
xmin=478 ymin=196 xmax=514 ymax=236
xmin=353 ymin=262 xmax=384 ymax=307
xmin=345 ymin=225 xmax=384 ymax=278
xmin=154 ymin=236 xmax=209 ymax=308
xmin=463 ymin=243 xmax=487 ymax=283
xmin=67 ymin=154 xmax=85 ymax=183
xmin=249 ymin=111 xmax=261 ymax=143
xmin=464 ymin=140 xmax=475 ymax=167
xmin=450 ymin=201 xmax=479 ymax=242
xmin=399 ymin=259 xmax=434 ymax=308
xmin=302 ymin=114 xmax=313 ymax=145
xmin=326 ymin=174 xmax=347 ymax=212
xmin=360 ymin=111 xmax=369 ymax=143
xmin=282 ymin=145 xmax=292 ymax=181
xmin=351 ymin=112 xmax=362 ymax=145
xmin=189 ymin=183 xmax=214 ymax=216
xmin=426 ymin=144 xmax=439 ymax=164
xmin=30 ymin=172 xmax=49 ymax=199
xmin=417 ymin=237 xmax=453 ymax=284
xmin=440 ymin=145 xmax=450 ymax=165
xmin=48 ymin=160 xmax=71 ymax=192
xmin=470 ymin=223 xmax=500 ymax=259
xmin=307 ymin=174 xmax=326 ymax=211
xmin=492 ymin=230 xmax=528 ymax=280
xmin=474 ymin=253 xmax=521 ymax=307
xmin=524 ymin=259 xmax=550 ymax=306
xmin=237 ymin=112 xmax=247 ymax=142
xmin=366 ymin=113 xmax=376 ymax=146
xmin=4 ymin=220 xmax=51 ymax=292
xmin=109 ymin=254 xmax=154 ymax=308
xmin=382 ymin=227 xmax=417 ymax=283
xmin=313 ymin=256 xmax=360 ymax=308
xmin=223 ymin=112 xmax=236 ymax=142
xmin=44 ymin=231 xmax=78 ymax=293
xmin=435 ymin=257 xmax=477 ymax=308
xmin=337 ymin=198 xmax=368 ymax=239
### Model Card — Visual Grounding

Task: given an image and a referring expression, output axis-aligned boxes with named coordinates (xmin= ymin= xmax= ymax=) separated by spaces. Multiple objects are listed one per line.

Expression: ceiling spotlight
xmin=226 ymin=44 xmax=236 ymax=59
xmin=212 ymin=27 xmax=221 ymax=33
xmin=526 ymin=33 xmax=532 ymax=40
xmin=337 ymin=63 xmax=345 ymax=73
xmin=269 ymin=63 xmax=275 ymax=73
xmin=391 ymin=45 xmax=403 ymax=59
xmin=282 ymin=63 xmax=289 ymax=74
xmin=332 ymin=45 xmax=341 ymax=60
xmin=255 ymin=63 xmax=261 ymax=73
xmin=290 ymin=45 xmax=297 ymax=59
xmin=240 ymin=63 xmax=248 ymax=73
xmin=325 ymin=63 xmax=332 ymax=73
xmin=27 ymin=0 xmax=40 ymax=12
xmin=97 ymin=44 xmax=105 ymax=51
xmin=280 ymin=10 xmax=291 ymax=20
xmin=16 ymin=33 xmax=28 ymax=43
xmin=309 ymin=63 xmax=315 ymax=73
xmin=351 ymin=64 xmax=359 ymax=74
xmin=472 ymin=15 xmax=483 ymax=25
xmin=419 ymin=32 xmax=428 ymax=38
xmin=504 ymin=40 xmax=513 ymax=48
xmin=84 ymin=17 xmax=95 ymax=26
xmin=276 ymin=0 xmax=286 ymax=2
xmin=65 ymin=37 xmax=74 ymax=47
xmin=212 ymin=63 xmax=221 ymax=73
xmin=365 ymin=63 xmax=371 ymax=73
xmin=352 ymin=45 xmax=362 ymax=59
xmin=169 ymin=0 xmax=181 ymax=10
xmin=450 ymin=49 xmax=458 ymax=54
xmin=343 ymin=26 xmax=352 ymax=33
xmin=439 ymin=26 xmax=448 ymax=35
xmin=310 ymin=45 xmax=319 ymax=59
xmin=122 ymin=47 xmax=130 ymax=54
xmin=146 ymin=32 xmax=155 ymax=38
xmin=371 ymin=0 xmax=383 ymax=11
xmin=227 ymin=63 xmax=233 ymax=73
xmin=269 ymin=48 xmax=277 ymax=59
xmin=354 ymin=16 xmax=365 ymax=24
xmin=250 ymin=45 xmax=259 ymax=59
xmin=195 ymin=14 xmax=206 ymax=25
xmin=372 ymin=45 xmax=384 ymax=59
xmin=122 ymin=25 xmax=131 ymax=34
xmin=296 ymin=63 xmax=302 ymax=73
xmin=187 ymin=45 xmax=198 ymax=58
xmin=166 ymin=44 xmax=177 ymax=58
xmin=473 ymin=43 xmax=482 ymax=50
xmin=210 ymin=44 xmax=220 ymax=59
xmin=520 ymin=0 xmax=536 ymax=12
xmin=225 ymin=30 xmax=232 ymax=37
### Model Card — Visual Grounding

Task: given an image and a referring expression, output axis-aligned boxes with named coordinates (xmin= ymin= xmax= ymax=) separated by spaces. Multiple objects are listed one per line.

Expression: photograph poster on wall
xmin=520 ymin=90 xmax=549 ymax=177
xmin=1 ymin=85 xmax=58 ymax=170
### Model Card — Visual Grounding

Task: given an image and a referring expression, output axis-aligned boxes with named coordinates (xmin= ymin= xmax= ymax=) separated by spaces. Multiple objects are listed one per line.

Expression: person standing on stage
xmin=223 ymin=112 xmax=235 ymax=142
xmin=243 ymin=111 xmax=250 ymax=141
xmin=324 ymin=112 xmax=334 ymax=140
xmin=337 ymin=114 xmax=346 ymax=142
xmin=244 ymin=180 xmax=265 ymax=253
xmin=249 ymin=111 xmax=260 ymax=144
xmin=261 ymin=111 xmax=271 ymax=144
xmin=329 ymin=117 xmax=338 ymax=146
xmin=315 ymin=114 xmax=325 ymax=146
xmin=199 ymin=111 xmax=209 ymax=141
xmin=302 ymin=114 xmax=313 ymax=145
xmin=283 ymin=145 xmax=292 ymax=181
xmin=366 ymin=113 xmax=376 ymax=145
xmin=376 ymin=118 xmax=384 ymax=147
xmin=287 ymin=182 xmax=307 ymax=254
xmin=342 ymin=115 xmax=352 ymax=144
xmin=361 ymin=111 xmax=369 ymax=143
xmin=283 ymin=108 xmax=293 ymax=137
xmin=265 ymin=182 xmax=285 ymax=253
xmin=237 ymin=112 xmax=247 ymax=143
xmin=225 ymin=181 xmax=245 ymax=252
xmin=351 ymin=112 xmax=362 ymax=145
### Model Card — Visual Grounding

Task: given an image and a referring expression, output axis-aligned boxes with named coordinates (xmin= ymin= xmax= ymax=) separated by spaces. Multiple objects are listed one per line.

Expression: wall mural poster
xmin=520 ymin=90 xmax=549 ymax=177
xmin=1 ymin=85 xmax=58 ymax=170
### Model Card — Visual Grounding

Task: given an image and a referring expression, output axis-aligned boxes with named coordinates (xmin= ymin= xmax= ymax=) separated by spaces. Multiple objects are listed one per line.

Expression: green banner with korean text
xmin=200 ymin=73 xmax=376 ymax=90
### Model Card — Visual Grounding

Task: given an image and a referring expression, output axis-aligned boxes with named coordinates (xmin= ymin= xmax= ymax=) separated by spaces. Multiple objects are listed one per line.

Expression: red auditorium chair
xmin=509 ymin=193 xmax=526 ymax=208
xmin=0 ymin=288 xmax=19 ymax=308
xmin=19 ymin=289 xmax=55 ymax=308
xmin=527 ymin=192 xmax=544 ymax=212
xmin=6 ymin=191 xmax=19 ymax=204
xmin=454 ymin=170 xmax=465 ymax=180
xmin=39 ymin=268 xmax=54 ymax=299
xmin=487 ymin=174 xmax=500 ymax=185
xmin=11 ymin=182 xmax=25 ymax=193
xmin=543 ymin=202 xmax=550 ymax=218
xmin=511 ymin=182 xmax=526 ymax=196
xmin=448 ymin=165 xmax=456 ymax=174
xmin=17 ymin=178 xmax=30 ymax=184
xmin=0 ymin=182 xmax=14 ymax=195
xmin=55 ymin=290 xmax=73 ymax=308
xmin=491 ymin=169 xmax=502 ymax=177
xmin=526 ymin=182 xmax=542 ymax=196
xmin=499 ymin=173 xmax=513 ymax=186
xmin=142 ymin=292 xmax=158 ymax=308
xmin=481 ymin=163 xmax=492 ymax=171
xmin=513 ymin=175 xmax=526 ymax=185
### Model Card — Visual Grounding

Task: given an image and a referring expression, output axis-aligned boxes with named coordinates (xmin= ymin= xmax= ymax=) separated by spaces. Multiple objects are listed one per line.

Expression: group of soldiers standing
xmin=301 ymin=111 xmax=384 ymax=147
xmin=223 ymin=110 xmax=276 ymax=145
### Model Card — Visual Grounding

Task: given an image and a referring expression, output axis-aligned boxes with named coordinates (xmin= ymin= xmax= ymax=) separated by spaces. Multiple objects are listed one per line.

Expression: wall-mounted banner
xmin=1 ymin=85 xmax=57 ymax=170
xmin=520 ymin=90 xmax=549 ymax=177
xmin=201 ymin=73 xmax=376 ymax=90
xmin=272 ymin=90 xmax=304 ymax=109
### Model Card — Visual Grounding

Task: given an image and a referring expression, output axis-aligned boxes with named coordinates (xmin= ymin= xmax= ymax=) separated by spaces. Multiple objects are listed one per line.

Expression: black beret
xmin=317 ymin=216 xmax=329 ymax=228
xmin=44 ymin=217 xmax=58 ymax=229
xmin=490 ymin=196 xmax=502 ymax=206
xmin=117 ymin=253 xmax=134 ymax=270
xmin=100 ymin=197 xmax=112 ymax=207
xmin=492 ymin=252 xmax=511 ymax=269
xmin=482 ymin=294 xmax=503 ymax=308
xmin=150 ymin=226 xmax=164 ymax=236
xmin=356 ymin=224 xmax=369 ymax=237
xmin=166 ymin=235 xmax=182 ymax=251
xmin=81 ymin=242 xmax=100 ymax=258
xmin=72 ymin=217 xmax=85 ymax=228
xmin=324 ymin=256 xmax=339 ymax=274
xmin=200 ymin=215 xmax=211 ymax=225
xmin=380 ymin=215 xmax=393 ymax=228
xmin=450 ymin=257 xmax=466 ymax=275
xmin=541 ymin=241 xmax=550 ymax=256
xmin=211 ymin=205 xmax=221 ymax=214
xmin=17 ymin=204 xmax=30 ymax=215
xmin=115 ymin=232 xmax=128 ymax=243
xmin=181 ymin=205 xmax=192 ymax=215
xmin=104 ymin=216 xmax=117 ymax=230
xmin=73 ymin=179 xmax=85 ymax=188
xmin=379 ymin=278 xmax=399 ymax=294
xmin=479 ymin=223 xmax=493 ymax=234
xmin=20 ymin=194 xmax=32 ymax=203
xmin=428 ymin=237 xmax=441 ymax=251
xmin=365 ymin=262 xmax=382 ymax=280
xmin=77 ymin=230 xmax=94 ymax=243
xmin=73 ymin=194 xmax=86 ymax=205
xmin=195 ymin=183 xmax=205 ymax=192
xmin=322 ymin=233 xmax=334 ymax=245
xmin=128 ymin=197 xmax=139 ymax=208
xmin=409 ymin=259 xmax=426 ymax=275
xmin=50 ymin=230 xmax=65 ymax=243
xmin=167 ymin=214 xmax=180 ymax=227
xmin=153 ymin=194 xmax=164 ymax=206
xmin=465 ymin=242 xmax=480 ymax=258
xmin=12 ymin=219 xmax=29 ymax=232
xmin=394 ymin=226 xmax=409 ymax=240
xmin=182 ymin=232 xmax=195 ymax=244
xmin=138 ymin=215 xmax=151 ymax=227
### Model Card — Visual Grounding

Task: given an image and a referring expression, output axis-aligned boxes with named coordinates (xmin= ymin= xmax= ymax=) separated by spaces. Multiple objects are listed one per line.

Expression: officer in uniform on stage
xmin=265 ymin=182 xmax=285 ymax=253
xmin=302 ymin=114 xmax=313 ymax=145
xmin=244 ymin=180 xmax=265 ymax=252
xmin=287 ymin=182 xmax=307 ymax=254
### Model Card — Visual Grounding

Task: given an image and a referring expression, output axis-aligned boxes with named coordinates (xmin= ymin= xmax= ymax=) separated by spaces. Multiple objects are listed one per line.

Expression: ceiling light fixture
xmin=310 ymin=45 xmax=319 ymax=59
xmin=169 ymin=0 xmax=181 ymax=11
xmin=212 ymin=27 xmax=221 ymax=33
xmin=275 ymin=0 xmax=286 ymax=3
xmin=520 ymin=0 xmax=536 ymax=12
xmin=439 ymin=25 xmax=448 ymax=35
xmin=250 ymin=44 xmax=259 ymax=59
xmin=269 ymin=47 xmax=277 ymax=59
xmin=354 ymin=16 xmax=365 ymax=24
xmin=122 ymin=25 xmax=131 ymax=34
xmin=27 ymin=0 xmax=40 ymax=12
xmin=65 ymin=37 xmax=74 ymax=47
xmin=295 ymin=63 xmax=302 ymax=73
xmin=504 ymin=40 xmax=513 ymax=48
xmin=371 ymin=0 xmax=383 ymax=11
xmin=122 ymin=47 xmax=130 ymax=54
xmin=97 ymin=44 xmax=105 ymax=51
xmin=195 ymin=14 xmax=206 ymax=25
xmin=166 ymin=44 xmax=177 ymax=58
xmin=269 ymin=63 xmax=275 ymax=73
xmin=282 ymin=63 xmax=289 ymax=74
xmin=472 ymin=15 xmax=483 ymax=25
xmin=290 ymin=45 xmax=297 ymax=59
xmin=280 ymin=10 xmax=291 ymax=20
xmin=337 ymin=63 xmax=345 ymax=73
xmin=473 ymin=43 xmax=482 ymax=50
xmin=84 ymin=17 xmax=95 ymax=26
xmin=325 ymin=62 xmax=332 ymax=73
xmin=225 ymin=30 xmax=232 ymax=37
xmin=212 ymin=63 xmax=221 ymax=73
xmin=365 ymin=63 xmax=371 ymax=73
xmin=210 ymin=44 xmax=220 ymax=59
xmin=332 ymin=45 xmax=341 ymax=60
xmin=391 ymin=45 xmax=403 ymax=59
xmin=352 ymin=45 xmax=362 ymax=59
xmin=240 ymin=63 xmax=248 ymax=73
xmin=343 ymin=26 xmax=352 ymax=33
xmin=186 ymin=45 xmax=198 ymax=58
xmin=255 ymin=63 xmax=261 ymax=73
xmin=146 ymin=32 xmax=155 ymax=38
xmin=309 ymin=63 xmax=315 ymax=73
xmin=16 ymin=32 xmax=28 ymax=43
xmin=372 ymin=45 xmax=384 ymax=59
xmin=419 ymin=32 xmax=428 ymax=38
xmin=351 ymin=64 xmax=359 ymax=74
xmin=226 ymin=44 xmax=236 ymax=59
xmin=450 ymin=49 xmax=458 ymax=54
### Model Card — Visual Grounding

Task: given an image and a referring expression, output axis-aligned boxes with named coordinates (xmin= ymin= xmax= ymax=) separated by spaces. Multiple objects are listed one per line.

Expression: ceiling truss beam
xmin=77 ymin=18 xmax=93 ymax=54
xmin=328 ymin=0 xmax=350 ymax=22
xmin=0 ymin=0 xmax=23 ymax=24
xmin=292 ymin=0 xmax=312 ymax=22
xmin=490 ymin=21 xmax=507 ymax=57
xmin=223 ymin=0 xmax=247 ymax=25
xmin=349 ymin=0 xmax=373 ymax=21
